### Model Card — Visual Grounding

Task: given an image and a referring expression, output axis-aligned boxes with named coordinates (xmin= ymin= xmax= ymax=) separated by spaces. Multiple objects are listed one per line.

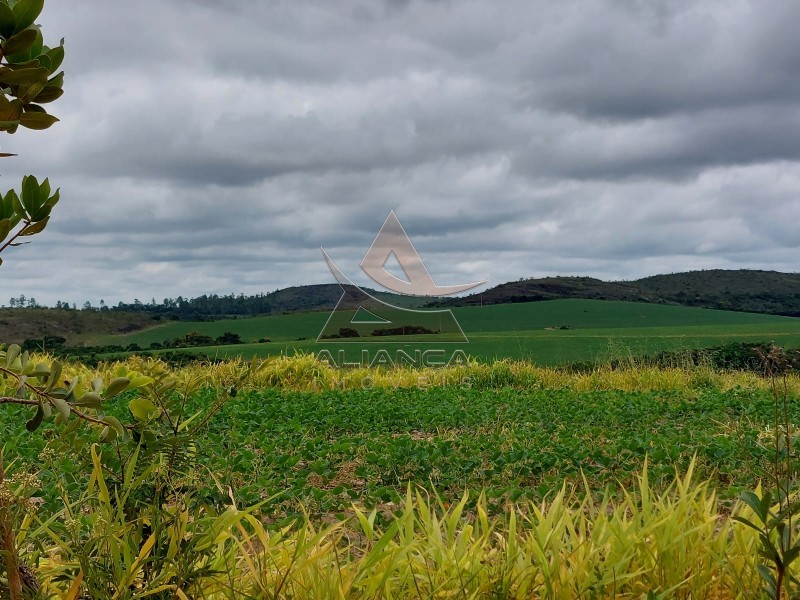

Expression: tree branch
xmin=0 ymin=397 xmax=38 ymax=406
xmin=0 ymin=221 xmax=30 ymax=256
xmin=0 ymin=457 xmax=23 ymax=600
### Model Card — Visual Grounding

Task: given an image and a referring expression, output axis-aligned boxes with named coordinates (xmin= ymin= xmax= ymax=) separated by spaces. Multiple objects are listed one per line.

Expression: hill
xmin=73 ymin=298 xmax=800 ymax=367
xmin=431 ymin=270 xmax=800 ymax=316
xmin=0 ymin=308 xmax=153 ymax=343
xmin=4 ymin=270 xmax=800 ymax=346
xmin=107 ymin=284 xmax=424 ymax=318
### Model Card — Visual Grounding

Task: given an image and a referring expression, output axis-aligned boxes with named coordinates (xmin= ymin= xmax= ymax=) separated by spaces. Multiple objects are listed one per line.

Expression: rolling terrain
xmin=435 ymin=269 xmax=800 ymax=316
xmin=83 ymin=298 xmax=800 ymax=365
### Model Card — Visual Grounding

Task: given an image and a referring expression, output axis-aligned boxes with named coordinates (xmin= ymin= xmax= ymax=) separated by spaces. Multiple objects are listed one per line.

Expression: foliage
xmin=569 ymin=341 xmax=800 ymax=374
xmin=0 ymin=0 xmax=65 ymax=592
xmin=4 ymin=354 xmax=800 ymax=522
xmin=0 ymin=457 xmax=781 ymax=598
xmin=732 ymin=345 xmax=800 ymax=598
xmin=0 ymin=0 xmax=64 ymax=265
xmin=0 ymin=349 xmax=246 ymax=598
xmin=435 ymin=269 xmax=800 ymax=317
xmin=5 ymin=352 xmax=800 ymax=596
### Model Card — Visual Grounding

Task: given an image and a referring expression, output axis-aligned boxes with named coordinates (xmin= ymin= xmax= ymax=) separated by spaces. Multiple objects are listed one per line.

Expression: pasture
xmin=86 ymin=299 xmax=800 ymax=365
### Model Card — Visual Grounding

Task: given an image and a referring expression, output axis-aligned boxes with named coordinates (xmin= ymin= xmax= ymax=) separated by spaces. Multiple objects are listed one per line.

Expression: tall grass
xmin=48 ymin=352 xmax=800 ymax=395
xmin=23 ymin=457 xmax=778 ymax=598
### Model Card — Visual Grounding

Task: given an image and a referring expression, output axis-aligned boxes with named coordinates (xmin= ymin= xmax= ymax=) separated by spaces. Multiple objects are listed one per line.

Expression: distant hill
xmin=107 ymin=284 xmax=424 ymax=319
xmin=429 ymin=270 xmax=800 ymax=317
xmin=0 ymin=285 xmax=424 ymax=344
xmin=253 ymin=284 xmax=424 ymax=313
xmin=4 ymin=269 xmax=800 ymax=345
xmin=0 ymin=309 xmax=154 ymax=345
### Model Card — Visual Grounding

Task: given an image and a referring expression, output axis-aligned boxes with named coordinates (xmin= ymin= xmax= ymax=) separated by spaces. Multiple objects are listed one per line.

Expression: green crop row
xmin=3 ymin=383 xmax=783 ymax=527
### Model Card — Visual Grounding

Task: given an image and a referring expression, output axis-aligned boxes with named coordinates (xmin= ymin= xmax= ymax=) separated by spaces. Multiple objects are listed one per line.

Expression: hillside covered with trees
xmin=432 ymin=270 xmax=800 ymax=317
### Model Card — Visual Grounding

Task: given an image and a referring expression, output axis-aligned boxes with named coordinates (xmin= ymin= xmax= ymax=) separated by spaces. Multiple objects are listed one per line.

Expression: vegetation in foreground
xmin=0 ymin=353 xmax=799 ymax=597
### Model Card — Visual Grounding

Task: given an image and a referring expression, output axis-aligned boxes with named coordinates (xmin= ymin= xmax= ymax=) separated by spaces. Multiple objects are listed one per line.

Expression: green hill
xmin=5 ymin=270 xmax=800 ymax=349
xmin=74 ymin=298 xmax=800 ymax=366
xmin=432 ymin=269 xmax=800 ymax=316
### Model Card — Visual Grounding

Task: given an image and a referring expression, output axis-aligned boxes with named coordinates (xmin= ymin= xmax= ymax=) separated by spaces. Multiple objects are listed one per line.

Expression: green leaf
xmin=740 ymin=490 xmax=767 ymax=523
xmin=51 ymin=396 xmax=70 ymax=422
xmin=18 ymin=216 xmax=47 ymax=235
xmin=99 ymin=425 xmax=115 ymax=443
xmin=10 ymin=188 xmax=26 ymax=218
xmin=3 ymin=26 xmax=36 ymax=55
xmin=0 ymin=2 xmax=15 ymax=39
xmin=129 ymin=396 xmax=161 ymax=421
xmin=32 ymin=51 xmax=48 ymax=70
xmin=5 ymin=58 xmax=40 ymax=69
xmin=18 ymin=108 xmax=56 ymax=129
xmin=38 ymin=176 xmax=49 ymax=198
xmin=0 ymin=64 xmax=46 ymax=84
xmin=28 ymin=203 xmax=50 ymax=222
xmin=128 ymin=375 xmax=155 ymax=389
xmin=105 ymin=376 xmax=130 ymax=398
xmin=27 ymin=25 xmax=41 ymax=58
xmin=46 ymin=70 xmax=62 ymax=88
xmin=44 ymin=187 xmax=58 ymax=208
xmin=25 ymin=402 xmax=44 ymax=431
xmin=757 ymin=564 xmax=777 ymax=588
xmin=45 ymin=44 xmax=63 ymax=72
xmin=18 ymin=79 xmax=44 ymax=102
xmin=0 ymin=94 xmax=22 ymax=121
xmin=732 ymin=515 xmax=763 ymax=532
xmin=5 ymin=342 xmax=20 ymax=367
xmin=0 ymin=218 xmax=12 ymax=241
xmin=33 ymin=84 xmax=60 ymax=103
xmin=46 ymin=360 xmax=62 ymax=391
xmin=12 ymin=0 xmax=43 ymax=33
xmin=784 ymin=544 xmax=800 ymax=567
xmin=72 ymin=391 xmax=102 ymax=408
xmin=103 ymin=415 xmax=126 ymax=439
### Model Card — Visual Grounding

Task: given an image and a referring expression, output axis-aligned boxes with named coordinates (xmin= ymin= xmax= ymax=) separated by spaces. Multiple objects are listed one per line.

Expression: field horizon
xmin=74 ymin=298 xmax=800 ymax=366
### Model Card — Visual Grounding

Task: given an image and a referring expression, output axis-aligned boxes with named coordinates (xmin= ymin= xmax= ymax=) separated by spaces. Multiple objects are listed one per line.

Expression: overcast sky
xmin=1 ymin=0 xmax=799 ymax=306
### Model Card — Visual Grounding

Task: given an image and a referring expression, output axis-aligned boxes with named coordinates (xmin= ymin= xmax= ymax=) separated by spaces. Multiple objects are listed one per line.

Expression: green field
xmin=3 ymin=353 xmax=798 ymax=596
xmin=87 ymin=299 xmax=800 ymax=365
xmin=1 ymin=382 xmax=782 ymax=519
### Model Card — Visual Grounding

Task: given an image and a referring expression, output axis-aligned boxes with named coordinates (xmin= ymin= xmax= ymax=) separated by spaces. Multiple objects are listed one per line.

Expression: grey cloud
xmin=0 ymin=0 xmax=798 ymax=305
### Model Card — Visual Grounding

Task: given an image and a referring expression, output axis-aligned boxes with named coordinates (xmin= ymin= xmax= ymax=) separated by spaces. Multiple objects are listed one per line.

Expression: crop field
xmin=8 ymin=381 xmax=779 ymax=517
xmin=0 ymin=356 xmax=789 ymax=518
xmin=86 ymin=299 xmax=800 ymax=365
xmin=3 ymin=354 xmax=800 ymax=597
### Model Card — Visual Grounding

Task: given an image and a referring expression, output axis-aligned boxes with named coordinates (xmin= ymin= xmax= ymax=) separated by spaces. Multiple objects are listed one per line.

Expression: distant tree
xmin=216 ymin=331 xmax=242 ymax=345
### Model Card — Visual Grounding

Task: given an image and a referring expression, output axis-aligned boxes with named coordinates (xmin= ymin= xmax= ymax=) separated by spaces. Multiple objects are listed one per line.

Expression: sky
xmin=1 ymin=0 xmax=799 ymax=306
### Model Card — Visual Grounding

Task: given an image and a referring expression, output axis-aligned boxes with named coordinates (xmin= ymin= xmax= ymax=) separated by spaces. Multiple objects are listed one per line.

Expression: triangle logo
xmin=351 ymin=306 xmax=391 ymax=324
